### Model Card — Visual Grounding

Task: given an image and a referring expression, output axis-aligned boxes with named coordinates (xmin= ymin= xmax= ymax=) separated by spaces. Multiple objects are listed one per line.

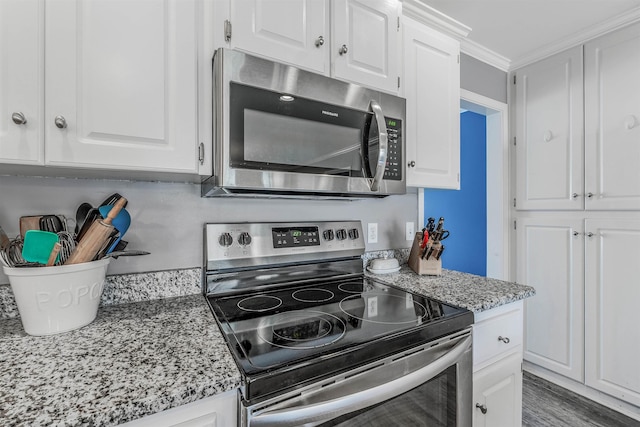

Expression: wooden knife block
xmin=408 ymin=232 xmax=442 ymax=276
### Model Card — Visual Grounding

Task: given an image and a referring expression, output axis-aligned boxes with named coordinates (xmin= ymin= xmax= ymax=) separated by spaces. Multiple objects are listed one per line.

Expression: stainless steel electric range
xmin=203 ymin=221 xmax=474 ymax=427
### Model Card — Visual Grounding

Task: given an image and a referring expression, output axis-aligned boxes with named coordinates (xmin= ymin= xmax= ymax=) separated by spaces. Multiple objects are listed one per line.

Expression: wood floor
xmin=522 ymin=372 xmax=640 ymax=427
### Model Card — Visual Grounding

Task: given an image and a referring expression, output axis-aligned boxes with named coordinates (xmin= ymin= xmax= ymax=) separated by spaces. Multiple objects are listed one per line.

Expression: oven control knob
xmin=218 ymin=232 xmax=233 ymax=247
xmin=348 ymin=228 xmax=359 ymax=240
xmin=336 ymin=229 xmax=347 ymax=240
xmin=238 ymin=232 xmax=252 ymax=246
xmin=323 ymin=229 xmax=335 ymax=241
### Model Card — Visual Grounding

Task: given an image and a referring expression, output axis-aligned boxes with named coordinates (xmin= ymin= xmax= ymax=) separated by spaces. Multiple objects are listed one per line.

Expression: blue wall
xmin=423 ymin=111 xmax=487 ymax=276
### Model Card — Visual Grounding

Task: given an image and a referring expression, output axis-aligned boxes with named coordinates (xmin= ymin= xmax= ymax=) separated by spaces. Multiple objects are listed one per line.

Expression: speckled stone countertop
xmin=365 ymin=265 xmax=535 ymax=313
xmin=0 ymin=294 xmax=241 ymax=426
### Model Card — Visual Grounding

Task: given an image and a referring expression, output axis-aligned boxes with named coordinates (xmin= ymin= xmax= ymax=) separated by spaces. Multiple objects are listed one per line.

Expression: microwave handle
xmin=368 ymin=100 xmax=388 ymax=192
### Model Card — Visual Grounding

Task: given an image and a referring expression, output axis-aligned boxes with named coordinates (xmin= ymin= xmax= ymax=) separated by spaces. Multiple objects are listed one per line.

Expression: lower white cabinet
xmin=120 ymin=390 xmax=237 ymax=427
xmin=472 ymin=301 xmax=524 ymax=427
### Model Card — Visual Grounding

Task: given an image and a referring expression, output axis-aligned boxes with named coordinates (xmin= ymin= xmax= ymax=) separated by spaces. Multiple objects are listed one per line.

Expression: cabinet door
xmin=0 ymin=0 xmax=44 ymax=165
xmin=513 ymin=46 xmax=584 ymax=210
xmin=585 ymin=219 xmax=640 ymax=406
xmin=230 ymin=0 xmax=329 ymax=74
xmin=473 ymin=352 xmax=523 ymax=427
xmin=44 ymin=0 xmax=198 ymax=173
xmin=403 ymin=17 xmax=460 ymax=189
xmin=517 ymin=217 xmax=584 ymax=382
xmin=332 ymin=0 xmax=399 ymax=93
xmin=584 ymin=23 xmax=640 ymax=210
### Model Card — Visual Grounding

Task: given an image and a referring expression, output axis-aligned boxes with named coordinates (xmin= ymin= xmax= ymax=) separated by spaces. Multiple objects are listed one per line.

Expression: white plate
xmin=366 ymin=266 xmax=401 ymax=275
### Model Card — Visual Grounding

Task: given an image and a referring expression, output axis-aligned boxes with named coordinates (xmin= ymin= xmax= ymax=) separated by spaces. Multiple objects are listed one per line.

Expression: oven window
xmin=319 ymin=366 xmax=457 ymax=427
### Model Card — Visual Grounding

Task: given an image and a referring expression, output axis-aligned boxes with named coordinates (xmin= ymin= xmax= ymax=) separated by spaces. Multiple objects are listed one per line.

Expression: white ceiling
xmin=418 ymin=0 xmax=640 ymax=68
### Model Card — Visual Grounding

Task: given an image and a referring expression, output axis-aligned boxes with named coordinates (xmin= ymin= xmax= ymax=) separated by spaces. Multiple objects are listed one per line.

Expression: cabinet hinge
xmin=513 ymin=198 xmax=516 ymax=208
xmin=513 ymin=75 xmax=516 ymax=84
xmin=198 ymin=142 xmax=205 ymax=165
xmin=513 ymin=136 xmax=516 ymax=146
xmin=224 ymin=19 xmax=232 ymax=42
xmin=397 ymin=76 xmax=400 ymax=88
xmin=397 ymin=16 xmax=400 ymax=31
xmin=457 ymin=54 xmax=460 ymax=64
xmin=514 ymin=220 xmax=517 ymax=230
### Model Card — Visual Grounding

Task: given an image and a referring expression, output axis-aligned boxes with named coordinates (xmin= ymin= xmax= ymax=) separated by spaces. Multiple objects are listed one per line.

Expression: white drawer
xmin=473 ymin=302 xmax=523 ymax=367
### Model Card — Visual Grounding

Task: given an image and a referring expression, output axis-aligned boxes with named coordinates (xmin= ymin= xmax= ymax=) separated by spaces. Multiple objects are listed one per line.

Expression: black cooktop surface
xmin=207 ymin=276 xmax=473 ymax=402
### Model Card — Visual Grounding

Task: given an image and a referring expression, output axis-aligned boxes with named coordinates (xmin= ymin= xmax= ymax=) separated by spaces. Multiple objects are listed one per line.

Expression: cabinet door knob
xmin=586 ymin=192 xmax=594 ymax=198
xmin=11 ymin=112 xmax=27 ymax=125
xmin=315 ymin=36 xmax=325 ymax=47
xmin=54 ymin=115 xmax=67 ymax=129
xmin=475 ymin=403 xmax=488 ymax=414
xmin=573 ymin=231 xmax=580 ymax=237
xmin=624 ymin=115 xmax=638 ymax=130
xmin=543 ymin=130 xmax=553 ymax=142
xmin=572 ymin=192 xmax=579 ymax=199
xmin=408 ymin=160 xmax=416 ymax=168
xmin=498 ymin=336 xmax=510 ymax=344
xmin=586 ymin=232 xmax=594 ymax=238
xmin=339 ymin=44 xmax=348 ymax=55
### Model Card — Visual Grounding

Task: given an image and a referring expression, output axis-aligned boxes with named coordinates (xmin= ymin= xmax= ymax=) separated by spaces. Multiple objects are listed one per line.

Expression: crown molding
xmin=402 ymin=0 xmax=471 ymax=41
xmin=510 ymin=6 xmax=640 ymax=70
xmin=461 ymin=38 xmax=511 ymax=72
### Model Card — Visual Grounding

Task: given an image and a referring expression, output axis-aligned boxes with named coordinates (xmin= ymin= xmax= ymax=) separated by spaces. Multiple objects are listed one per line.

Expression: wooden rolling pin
xmin=65 ymin=197 xmax=127 ymax=265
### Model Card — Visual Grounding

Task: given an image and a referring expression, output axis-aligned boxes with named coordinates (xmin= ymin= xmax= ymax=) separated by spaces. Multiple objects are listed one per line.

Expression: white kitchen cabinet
xmin=331 ymin=0 xmax=400 ymax=94
xmin=229 ymin=0 xmax=330 ymax=74
xmin=0 ymin=0 xmax=44 ymax=165
xmin=43 ymin=0 xmax=200 ymax=173
xmin=403 ymin=16 xmax=460 ymax=189
xmin=225 ymin=0 xmax=399 ymax=93
xmin=120 ymin=390 xmax=237 ymax=427
xmin=513 ymin=46 xmax=584 ymax=210
xmin=516 ymin=217 xmax=584 ymax=382
xmin=472 ymin=301 xmax=524 ymax=427
xmin=584 ymin=24 xmax=640 ymax=210
xmin=585 ymin=219 xmax=640 ymax=407
xmin=473 ymin=352 xmax=523 ymax=427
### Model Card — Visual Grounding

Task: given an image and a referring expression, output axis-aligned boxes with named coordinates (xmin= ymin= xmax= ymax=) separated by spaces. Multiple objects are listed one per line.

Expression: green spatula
xmin=22 ymin=230 xmax=60 ymax=264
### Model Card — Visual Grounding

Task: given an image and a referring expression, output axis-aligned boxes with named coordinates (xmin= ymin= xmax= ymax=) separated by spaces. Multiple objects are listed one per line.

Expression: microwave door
xmin=363 ymin=100 xmax=389 ymax=192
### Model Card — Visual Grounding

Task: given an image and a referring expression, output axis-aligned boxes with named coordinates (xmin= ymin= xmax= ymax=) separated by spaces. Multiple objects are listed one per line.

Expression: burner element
xmin=337 ymin=281 xmax=365 ymax=293
xmin=339 ymin=293 xmax=429 ymax=325
xmin=237 ymin=295 xmax=283 ymax=312
xmin=257 ymin=310 xmax=346 ymax=350
xmin=292 ymin=288 xmax=335 ymax=303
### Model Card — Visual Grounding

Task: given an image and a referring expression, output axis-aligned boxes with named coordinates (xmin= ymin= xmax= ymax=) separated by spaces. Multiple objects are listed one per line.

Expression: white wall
xmin=0 ymin=175 xmax=418 ymax=284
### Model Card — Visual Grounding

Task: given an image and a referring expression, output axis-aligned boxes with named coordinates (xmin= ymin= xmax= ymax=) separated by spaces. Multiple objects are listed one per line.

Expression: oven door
xmin=242 ymin=329 xmax=472 ymax=427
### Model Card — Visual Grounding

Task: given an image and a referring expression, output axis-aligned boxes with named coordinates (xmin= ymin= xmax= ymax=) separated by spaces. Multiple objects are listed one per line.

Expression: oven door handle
xmin=368 ymin=99 xmax=388 ymax=192
xmin=249 ymin=335 xmax=471 ymax=427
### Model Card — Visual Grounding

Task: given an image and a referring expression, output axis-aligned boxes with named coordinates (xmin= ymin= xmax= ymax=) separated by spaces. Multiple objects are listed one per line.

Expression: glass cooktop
xmin=207 ymin=276 xmax=473 ymax=402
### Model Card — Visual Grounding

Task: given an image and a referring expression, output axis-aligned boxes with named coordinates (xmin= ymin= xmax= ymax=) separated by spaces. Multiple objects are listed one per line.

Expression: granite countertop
xmin=365 ymin=266 xmax=536 ymax=313
xmin=0 ymin=261 xmax=535 ymax=426
xmin=0 ymin=293 xmax=241 ymax=426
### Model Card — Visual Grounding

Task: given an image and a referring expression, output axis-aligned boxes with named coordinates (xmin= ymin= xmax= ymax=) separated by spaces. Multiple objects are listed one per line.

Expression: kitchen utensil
xmin=56 ymin=231 xmax=76 ymax=264
xmin=46 ymin=243 xmax=62 ymax=266
xmin=19 ymin=216 xmax=42 ymax=238
xmin=39 ymin=215 xmax=65 ymax=233
xmin=76 ymin=207 xmax=101 ymax=242
xmin=65 ymin=198 xmax=127 ymax=265
xmin=0 ymin=225 xmax=9 ymax=251
xmin=74 ymin=202 xmax=93 ymax=234
xmin=435 ymin=245 xmax=445 ymax=260
xmin=98 ymin=204 xmax=131 ymax=253
xmin=100 ymin=192 xmax=128 ymax=208
xmin=104 ymin=250 xmax=150 ymax=259
xmin=21 ymin=230 xmax=60 ymax=264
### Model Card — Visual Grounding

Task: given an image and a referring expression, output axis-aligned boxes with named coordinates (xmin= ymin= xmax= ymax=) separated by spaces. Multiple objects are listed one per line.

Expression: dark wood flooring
xmin=523 ymin=371 xmax=640 ymax=427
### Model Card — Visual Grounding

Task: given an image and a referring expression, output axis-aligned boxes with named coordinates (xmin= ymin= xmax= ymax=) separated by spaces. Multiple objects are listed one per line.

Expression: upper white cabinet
xmin=0 ymin=0 xmax=44 ymax=165
xmin=230 ymin=0 xmax=330 ymax=75
xmin=584 ymin=24 xmax=640 ymax=210
xmin=402 ymin=6 xmax=466 ymax=189
xmin=227 ymin=0 xmax=400 ymax=93
xmin=584 ymin=219 xmax=640 ymax=407
xmin=1 ymin=0 xmax=202 ymax=175
xmin=514 ymin=21 xmax=640 ymax=211
xmin=44 ymin=0 xmax=200 ymax=173
xmin=513 ymin=47 xmax=584 ymax=210
xmin=331 ymin=0 xmax=400 ymax=93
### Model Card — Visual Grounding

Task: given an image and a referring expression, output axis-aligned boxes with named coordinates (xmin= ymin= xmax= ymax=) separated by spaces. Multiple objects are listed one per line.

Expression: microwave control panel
xmin=384 ymin=119 xmax=402 ymax=181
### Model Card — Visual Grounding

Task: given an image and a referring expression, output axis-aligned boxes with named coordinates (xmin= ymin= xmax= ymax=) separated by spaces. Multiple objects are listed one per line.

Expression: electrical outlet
xmin=405 ymin=222 xmax=415 ymax=241
xmin=367 ymin=223 xmax=378 ymax=244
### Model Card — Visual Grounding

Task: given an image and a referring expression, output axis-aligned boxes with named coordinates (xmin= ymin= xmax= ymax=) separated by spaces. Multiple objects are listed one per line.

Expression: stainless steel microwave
xmin=201 ymin=48 xmax=406 ymax=198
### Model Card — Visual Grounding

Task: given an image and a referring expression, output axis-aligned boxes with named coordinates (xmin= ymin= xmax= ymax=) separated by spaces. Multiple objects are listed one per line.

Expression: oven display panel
xmin=272 ymin=227 xmax=320 ymax=248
